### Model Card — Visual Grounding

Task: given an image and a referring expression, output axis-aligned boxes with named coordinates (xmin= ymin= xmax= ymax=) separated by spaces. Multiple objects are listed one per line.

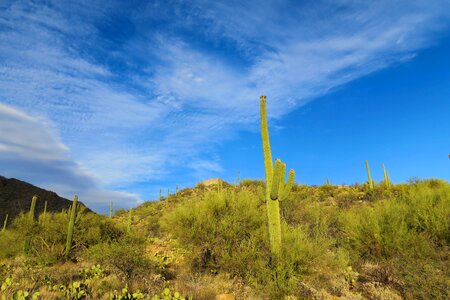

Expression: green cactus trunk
xmin=2 ymin=214 xmax=8 ymax=232
xmin=65 ymin=195 xmax=78 ymax=257
xmin=127 ymin=208 xmax=132 ymax=233
xmin=260 ymin=96 xmax=295 ymax=257
xmin=24 ymin=195 xmax=38 ymax=254
xmin=365 ymin=160 xmax=374 ymax=189
xmin=41 ymin=201 xmax=48 ymax=225
xmin=382 ymin=163 xmax=391 ymax=188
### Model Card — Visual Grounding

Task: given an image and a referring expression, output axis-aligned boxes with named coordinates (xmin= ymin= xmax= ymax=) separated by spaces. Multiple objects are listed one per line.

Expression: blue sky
xmin=0 ymin=0 xmax=449 ymax=212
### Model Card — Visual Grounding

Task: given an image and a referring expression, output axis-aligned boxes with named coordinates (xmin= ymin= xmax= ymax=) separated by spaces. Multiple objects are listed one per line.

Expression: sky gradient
xmin=0 ymin=0 xmax=449 ymax=212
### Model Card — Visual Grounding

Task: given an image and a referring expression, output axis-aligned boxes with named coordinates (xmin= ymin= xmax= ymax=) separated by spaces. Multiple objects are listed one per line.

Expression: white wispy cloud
xmin=0 ymin=103 xmax=141 ymax=212
xmin=0 ymin=0 xmax=449 ymax=210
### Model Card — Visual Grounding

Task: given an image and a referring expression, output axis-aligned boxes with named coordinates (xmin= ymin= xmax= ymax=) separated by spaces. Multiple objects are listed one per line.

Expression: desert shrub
xmin=0 ymin=229 xmax=23 ymax=258
xmin=339 ymin=181 xmax=450 ymax=298
xmin=161 ymin=189 xmax=346 ymax=297
xmin=86 ymin=233 xmax=156 ymax=285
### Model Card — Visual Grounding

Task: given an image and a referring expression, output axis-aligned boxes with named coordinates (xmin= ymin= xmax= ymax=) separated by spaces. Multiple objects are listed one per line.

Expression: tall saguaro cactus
xmin=365 ymin=160 xmax=374 ymax=190
xmin=260 ymin=96 xmax=295 ymax=256
xmin=65 ymin=195 xmax=78 ymax=257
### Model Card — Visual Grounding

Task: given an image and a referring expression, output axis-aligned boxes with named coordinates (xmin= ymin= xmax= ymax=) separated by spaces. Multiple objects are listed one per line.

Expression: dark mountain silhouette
xmin=0 ymin=175 xmax=91 ymax=225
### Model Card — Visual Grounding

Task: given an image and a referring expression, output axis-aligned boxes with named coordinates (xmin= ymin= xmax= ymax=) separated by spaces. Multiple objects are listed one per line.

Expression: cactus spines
xmin=2 ymin=214 xmax=8 ymax=232
xmin=260 ymin=96 xmax=295 ymax=256
xmin=365 ymin=160 xmax=374 ymax=190
xmin=127 ymin=208 xmax=133 ymax=233
xmin=382 ymin=163 xmax=391 ymax=188
xmin=65 ymin=195 xmax=78 ymax=257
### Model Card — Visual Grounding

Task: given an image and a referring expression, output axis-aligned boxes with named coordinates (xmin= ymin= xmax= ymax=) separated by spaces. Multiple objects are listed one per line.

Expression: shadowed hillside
xmin=0 ymin=176 xmax=91 ymax=223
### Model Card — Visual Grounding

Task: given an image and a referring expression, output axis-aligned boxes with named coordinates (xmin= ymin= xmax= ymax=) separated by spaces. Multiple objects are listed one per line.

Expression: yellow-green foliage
xmin=0 ymin=179 xmax=448 ymax=299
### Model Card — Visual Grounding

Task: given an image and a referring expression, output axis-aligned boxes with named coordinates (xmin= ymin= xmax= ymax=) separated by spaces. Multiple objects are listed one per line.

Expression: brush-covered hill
xmin=0 ymin=175 xmax=91 ymax=223
xmin=0 ymin=178 xmax=449 ymax=299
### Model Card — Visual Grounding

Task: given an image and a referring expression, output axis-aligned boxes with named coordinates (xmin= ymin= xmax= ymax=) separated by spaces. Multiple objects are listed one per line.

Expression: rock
xmin=215 ymin=294 xmax=235 ymax=300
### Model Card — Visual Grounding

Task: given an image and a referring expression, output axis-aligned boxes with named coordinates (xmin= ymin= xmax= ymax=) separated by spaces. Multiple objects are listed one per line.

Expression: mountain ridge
xmin=0 ymin=175 xmax=91 ymax=224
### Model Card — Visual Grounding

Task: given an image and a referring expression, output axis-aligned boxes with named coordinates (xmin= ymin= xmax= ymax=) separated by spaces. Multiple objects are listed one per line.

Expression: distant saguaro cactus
xmin=382 ymin=163 xmax=391 ymax=188
xmin=2 ymin=214 xmax=8 ymax=232
xmin=109 ymin=201 xmax=113 ymax=218
xmin=127 ymin=208 xmax=133 ymax=233
xmin=65 ymin=195 xmax=78 ymax=257
xmin=365 ymin=160 xmax=374 ymax=190
xmin=24 ymin=195 xmax=38 ymax=254
xmin=260 ymin=96 xmax=295 ymax=256
xmin=41 ymin=200 xmax=48 ymax=225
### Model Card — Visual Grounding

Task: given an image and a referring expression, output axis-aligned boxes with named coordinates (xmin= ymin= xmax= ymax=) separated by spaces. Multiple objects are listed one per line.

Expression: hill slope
xmin=0 ymin=175 xmax=90 ymax=223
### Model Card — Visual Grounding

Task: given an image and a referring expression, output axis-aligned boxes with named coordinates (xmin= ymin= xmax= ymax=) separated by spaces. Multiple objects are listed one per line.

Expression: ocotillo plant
xmin=65 ymin=195 xmax=78 ymax=257
xmin=365 ymin=160 xmax=374 ymax=190
xmin=24 ymin=195 xmax=38 ymax=254
xmin=109 ymin=201 xmax=113 ymax=218
xmin=127 ymin=208 xmax=133 ymax=233
xmin=260 ymin=95 xmax=295 ymax=256
xmin=382 ymin=163 xmax=391 ymax=188
xmin=2 ymin=214 xmax=8 ymax=232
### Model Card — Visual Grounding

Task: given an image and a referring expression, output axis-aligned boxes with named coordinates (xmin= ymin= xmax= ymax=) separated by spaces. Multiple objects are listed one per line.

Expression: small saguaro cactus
xmin=40 ymin=201 xmax=48 ymax=225
xmin=382 ymin=163 xmax=391 ymax=188
xmin=24 ymin=195 xmax=38 ymax=254
xmin=65 ymin=195 xmax=78 ymax=257
xmin=2 ymin=214 xmax=8 ymax=232
xmin=365 ymin=160 xmax=374 ymax=190
xmin=127 ymin=208 xmax=133 ymax=233
xmin=260 ymin=95 xmax=295 ymax=256
xmin=29 ymin=195 xmax=37 ymax=220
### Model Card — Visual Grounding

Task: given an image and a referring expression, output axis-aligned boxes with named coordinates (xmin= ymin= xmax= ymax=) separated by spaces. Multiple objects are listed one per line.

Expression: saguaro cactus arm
xmin=280 ymin=169 xmax=295 ymax=201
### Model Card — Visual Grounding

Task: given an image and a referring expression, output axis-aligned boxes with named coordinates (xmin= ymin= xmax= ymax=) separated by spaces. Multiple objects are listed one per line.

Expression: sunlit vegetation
xmin=0 ymin=97 xmax=448 ymax=299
